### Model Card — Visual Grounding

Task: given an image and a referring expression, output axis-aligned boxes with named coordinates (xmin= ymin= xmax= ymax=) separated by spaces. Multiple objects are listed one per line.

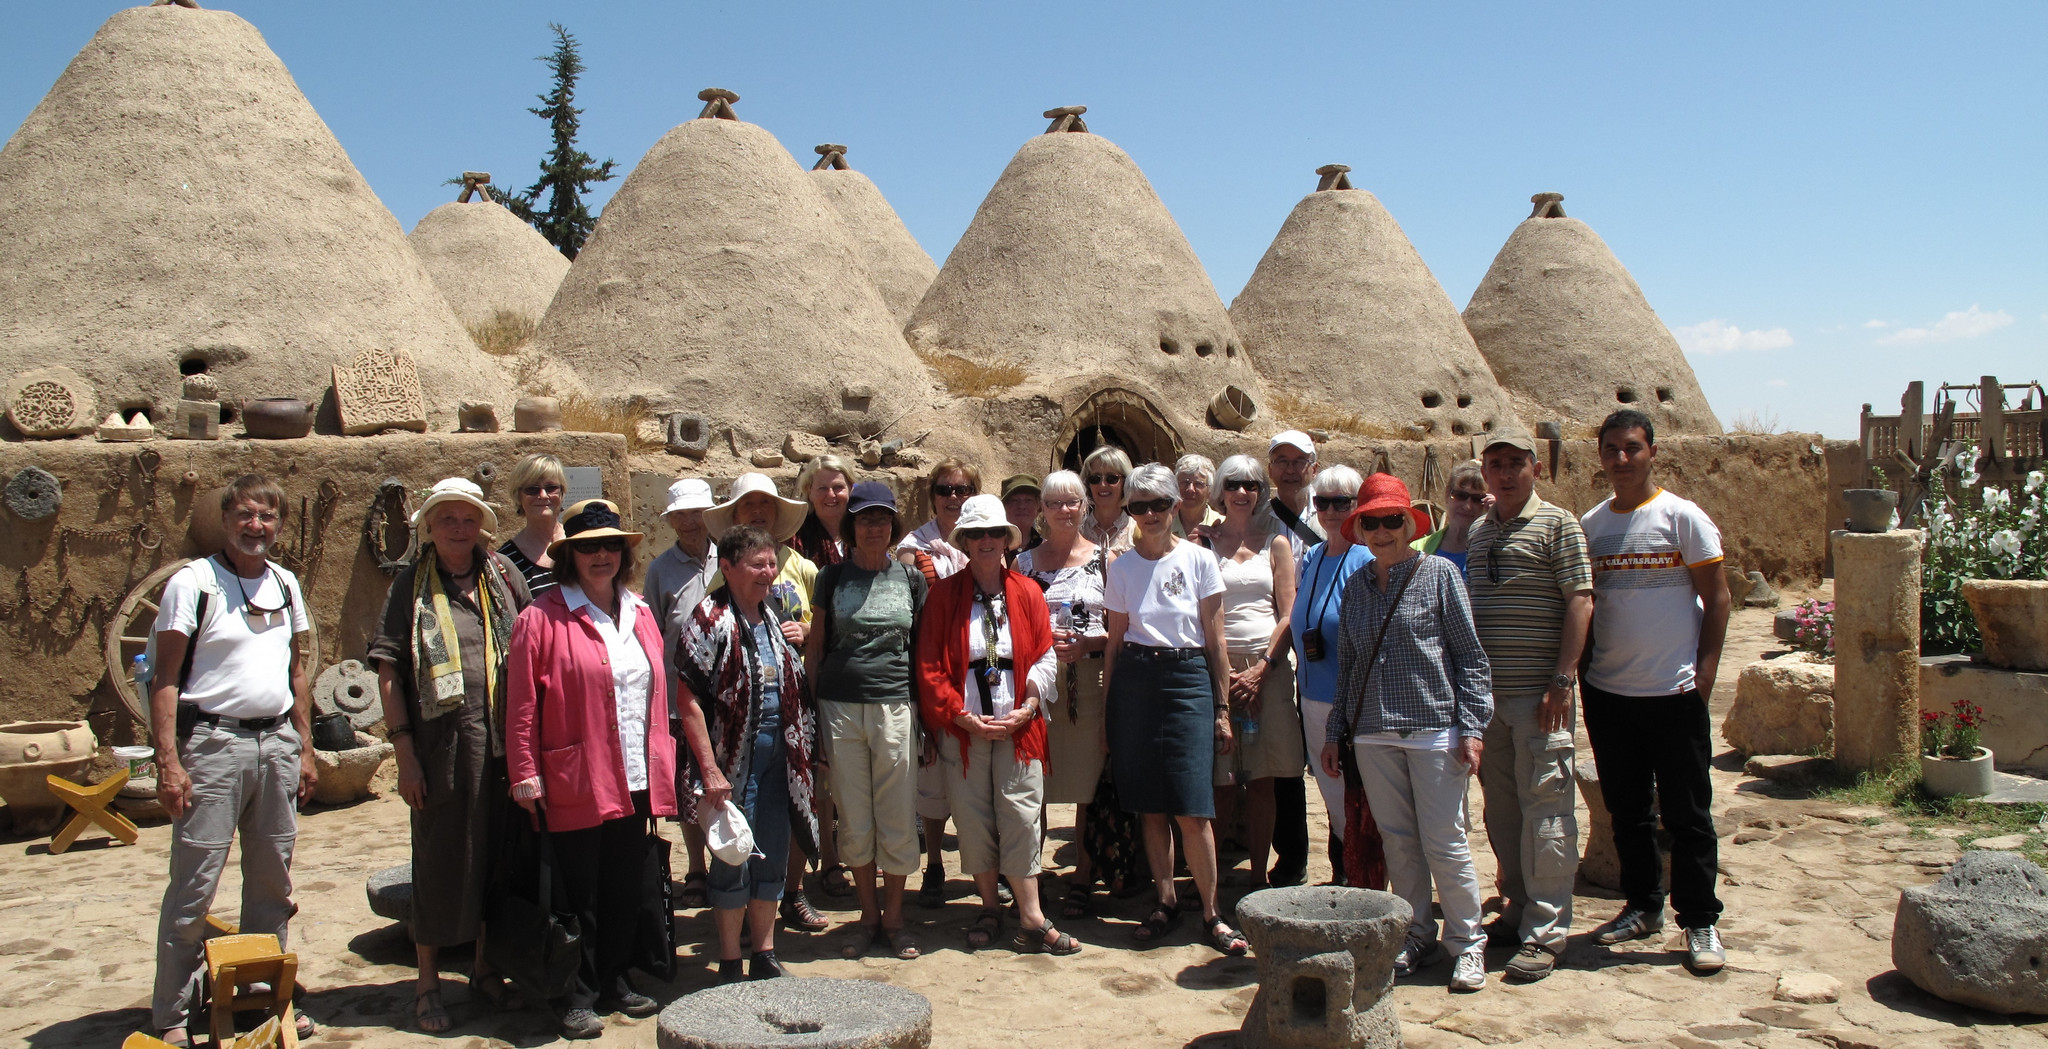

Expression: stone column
xmin=1831 ymin=529 xmax=1923 ymax=773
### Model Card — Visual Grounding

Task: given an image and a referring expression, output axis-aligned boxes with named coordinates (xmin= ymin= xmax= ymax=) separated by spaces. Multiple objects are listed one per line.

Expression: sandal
xmin=1131 ymin=905 xmax=1182 ymax=944
xmin=1060 ymin=882 xmax=1096 ymax=920
xmin=966 ymin=907 xmax=1003 ymax=949
xmin=471 ymin=971 xmax=526 ymax=1011
xmin=820 ymin=863 xmax=855 ymax=898
xmin=839 ymin=922 xmax=883 ymax=960
xmin=295 ymin=1012 xmax=318 ymax=1042
xmin=413 ymin=989 xmax=451 ymax=1033
xmin=780 ymin=892 xmax=829 ymax=932
xmin=885 ymin=928 xmax=921 ymax=960
xmin=1207 ymin=917 xmax=1249 ymax=957
xmin=678 ymin=871 xmax=710 ymax=907
xmin=918 ymin=867 xmax=946 ymax=909
xmin=1014 ymin=920 xmax=1081 ymax=956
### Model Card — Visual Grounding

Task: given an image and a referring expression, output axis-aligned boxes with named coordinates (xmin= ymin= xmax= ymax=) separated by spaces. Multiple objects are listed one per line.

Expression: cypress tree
xmin=498 ymin=24 xmax=615 ymax=259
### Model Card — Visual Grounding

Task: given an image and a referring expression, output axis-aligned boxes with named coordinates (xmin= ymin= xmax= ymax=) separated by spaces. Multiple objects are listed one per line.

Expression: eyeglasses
xmin=570 ymin=537 xmax=626 ymax=555
xmin=1312 ymin=496 xmax=1356 ymax=512
xmin=1042 ymin=498 xmax=1083 ymax=511
xmin=521 ymin=483 xmax=565 ymax=498
xmin=956 ymin=527 xmax=1008 ymax=542
xmin=231 ymin=509 xmax=280 ymax=526
xmin=932 ymin=484 xmax=975 ymax=499
xmin=1086 ymin=474 xmax=1124 ymax=487
xmin=1449 ymin=490 xmax=1487 ymax=504
xmin=1127 ymin=498 xmax=1175 ymax=516
xmin=1222 ymin=479 xmax=1260 ymax=493
xmin=1352 ymin=513 xmax=1410 ymax=533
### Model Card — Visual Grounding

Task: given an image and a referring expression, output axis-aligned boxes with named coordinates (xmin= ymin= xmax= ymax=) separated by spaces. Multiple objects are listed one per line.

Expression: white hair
xmin=1124 ymin=463 xmax=1179 ymax=505
xmin=1210 ymin=454 xmax=1270 ymax=510
xmin=1041 ymin=469 xmax=1085 ymax=505
xmin=1081 ymin=445 xmax=1133 ymax=481
xmin=1173 ymin=453 xmax=1215 ymax=487
xmin=1312 ymin=465 xmax=1365 ymax=497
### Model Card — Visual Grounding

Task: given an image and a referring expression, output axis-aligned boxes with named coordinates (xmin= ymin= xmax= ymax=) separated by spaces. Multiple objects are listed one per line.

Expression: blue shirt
xmin=1436 ymin=549 xmax=1469 ymax=579
xmin=1291 ymin=542 xmax=1375 ymax=704
xmin=752 ymin=619 xmax=782 ymax=734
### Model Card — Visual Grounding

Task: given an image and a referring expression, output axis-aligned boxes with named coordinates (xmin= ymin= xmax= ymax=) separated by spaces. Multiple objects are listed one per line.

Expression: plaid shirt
xmin=1326 ymin=554 xmax=1492 ymax=742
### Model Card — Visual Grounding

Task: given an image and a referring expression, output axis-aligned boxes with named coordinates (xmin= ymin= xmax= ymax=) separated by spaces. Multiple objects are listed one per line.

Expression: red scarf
xmin=915 ymin=568 xmax=1052 ymax=769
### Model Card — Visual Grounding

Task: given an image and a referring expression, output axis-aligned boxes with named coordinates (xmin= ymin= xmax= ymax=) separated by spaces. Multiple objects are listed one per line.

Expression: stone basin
xmin=657 ymin=977 xmax=931 ymax=1049
xmin=312 ymin=731 xmax=392 ymax=806
xmin=1236 ymin=886 xmax=1410 ymax=1049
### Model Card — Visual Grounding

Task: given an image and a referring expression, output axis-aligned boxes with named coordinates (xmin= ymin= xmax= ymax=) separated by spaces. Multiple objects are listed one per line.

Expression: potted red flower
xmin=1919 ymin=699 xmax=1992 ymax=798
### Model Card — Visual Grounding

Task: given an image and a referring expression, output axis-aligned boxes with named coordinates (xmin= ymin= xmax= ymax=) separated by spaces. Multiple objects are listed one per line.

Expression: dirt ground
xmin=6 ymin=595 xmax=2047 ymax=1048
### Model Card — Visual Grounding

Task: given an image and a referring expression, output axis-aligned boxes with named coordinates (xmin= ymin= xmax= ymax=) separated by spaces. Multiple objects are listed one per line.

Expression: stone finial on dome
xmin=1042 ymin=105 xmax=1088 ymax=134
xmin=1315 ymin=164 xmax=1354 ymax=192
xmin=812 ymin=144 xmax=850 ymax=171
xmin=697 ymin=88 xmax=740 ymax=120
xmin=455 ymin=171 xmax=492 ymax=202
xmin=1529 ymin=192 xmax=1566 ymax=218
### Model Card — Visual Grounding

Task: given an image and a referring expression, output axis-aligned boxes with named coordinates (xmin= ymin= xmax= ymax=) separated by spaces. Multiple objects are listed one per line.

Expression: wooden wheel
xmin=104 ymin=558 xmax=322 ymax=745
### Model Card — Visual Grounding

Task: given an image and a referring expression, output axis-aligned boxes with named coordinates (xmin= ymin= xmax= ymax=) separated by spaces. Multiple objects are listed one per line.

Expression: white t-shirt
xmin=153 ymin=556 xmax=309 ymax=719
xmin=897 ymin=519 xmax=967 ymax=579
xmin=1104 ymin=538 xmax=1225 ymax=649
xmin=562 ymin=585 xmax=654 ymax=792
xmin=1580 ymin=489 xmax=1724 ymax=696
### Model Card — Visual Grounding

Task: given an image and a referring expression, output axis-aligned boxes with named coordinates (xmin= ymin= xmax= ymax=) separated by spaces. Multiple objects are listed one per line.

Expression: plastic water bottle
xmin=132 ymin=653 xmax=151 ymax=693
xmin=1055 ymin=600 xmax=1074 ymax=635
xmin=1242 ymin=713 xmax=1261 ymax=747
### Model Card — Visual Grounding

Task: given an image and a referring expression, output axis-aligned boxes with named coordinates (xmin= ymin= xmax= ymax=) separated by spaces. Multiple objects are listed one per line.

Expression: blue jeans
xmin=708 ymin=725 xmax=792 ymax=909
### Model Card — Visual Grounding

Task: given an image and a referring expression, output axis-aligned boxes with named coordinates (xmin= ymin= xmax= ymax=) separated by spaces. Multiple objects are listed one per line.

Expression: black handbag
xmin=483 ymin=808 xmax=583 ymax=1001
xmin=631 ymin=817 xmax=677 ymax=980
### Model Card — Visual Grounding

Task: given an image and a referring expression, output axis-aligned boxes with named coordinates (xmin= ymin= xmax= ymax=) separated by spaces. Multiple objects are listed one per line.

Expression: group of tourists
xmin=141 ymin=406 xmax=1730 ymax=1043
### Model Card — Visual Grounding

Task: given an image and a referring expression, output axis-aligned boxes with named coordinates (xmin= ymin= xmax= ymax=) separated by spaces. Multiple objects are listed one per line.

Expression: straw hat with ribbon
xmin=1340 ymin=473 xmax=1432 ymax=545
xmin=704 ymin=472 xmax=808 ymax=542
xmin=546 ymin=498 xmax=643 ymax=561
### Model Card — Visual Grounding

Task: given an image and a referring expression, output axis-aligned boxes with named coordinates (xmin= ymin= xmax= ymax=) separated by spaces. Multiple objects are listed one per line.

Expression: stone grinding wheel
xmin=4 ymin=466 xmax=61 ymax=520
xmin=315 ymin=659 xmax=383 ymax=730
xmin=656 ymin=977 xmax=932 ymax=1049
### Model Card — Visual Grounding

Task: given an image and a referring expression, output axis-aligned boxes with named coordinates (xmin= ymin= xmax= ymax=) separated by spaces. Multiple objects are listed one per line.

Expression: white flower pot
xmin=1920 ymin=747 xmax=1994 ymax=798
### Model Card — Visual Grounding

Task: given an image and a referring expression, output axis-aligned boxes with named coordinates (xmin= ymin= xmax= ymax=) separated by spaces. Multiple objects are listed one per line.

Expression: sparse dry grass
xmin=1727 ymin=409 xmax=1783 ymax=435
xmin=1267 ymin=391 xmax=1408 ymax=439
xmin=916 ymin=347 xmax=1026 ymax=399
xmin=557 ymin=393 xmax=662 ymax=452
xmin=466 ymin=310 xmax=538 ymax=356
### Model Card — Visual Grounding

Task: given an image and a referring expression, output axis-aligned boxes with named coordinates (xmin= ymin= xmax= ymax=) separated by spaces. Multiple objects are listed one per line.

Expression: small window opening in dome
xmin=1195 ymin=342 xmax=1215 ymax=357
xmin=179 ymin=357 xmax=209 ymax=376
xmin=1451 ymin=421 xmax=1469 ymax=435
xmin=1225 ymin=341 xmax=1239 ymax=358
xmin=1456 ymin=394 xmax=1472 ymax=408
xmin=1421 ymin=391 xmax=1443 ymax=409
xmin=1160 ymin=338 xmax=1181 ymax=355
xmin=217 ymin=403 xmax=238 ymax=424
xmin=1656 ymin=387 xmax=1675 ymax=403
xmin=1482 ymin=419 xmax=1495 ymax=432
xmin=1616 ymin=388 xmax=1639 ymax=403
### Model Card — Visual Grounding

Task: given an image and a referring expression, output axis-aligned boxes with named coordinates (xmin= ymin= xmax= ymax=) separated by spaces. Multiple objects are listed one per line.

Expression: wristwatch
xmin=1551 ymin=674 xmax=1576 ymax=691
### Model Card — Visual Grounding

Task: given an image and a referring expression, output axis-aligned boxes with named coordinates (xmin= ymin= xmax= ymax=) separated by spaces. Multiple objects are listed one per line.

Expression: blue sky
xmin=6 ymin=2 xmax=2042 ymax=439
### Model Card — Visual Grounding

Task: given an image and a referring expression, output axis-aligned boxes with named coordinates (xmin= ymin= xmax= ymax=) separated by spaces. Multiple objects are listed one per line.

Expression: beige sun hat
xmin=704 ymin=472 xmax=808 ymax=542
xmin=948 ymin=493 xmax=1022 ymax=551
xmin=412 ymin=477 xmax=499 ymax=532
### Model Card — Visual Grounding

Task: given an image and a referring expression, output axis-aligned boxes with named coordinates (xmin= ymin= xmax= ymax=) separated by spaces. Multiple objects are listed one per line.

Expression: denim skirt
xmin=1107 ymin=646 xmax=1218 ymax=818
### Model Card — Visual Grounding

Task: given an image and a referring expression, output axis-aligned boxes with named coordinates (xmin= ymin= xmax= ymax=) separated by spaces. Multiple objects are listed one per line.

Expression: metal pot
xmin=240 ymin=397 xmax=313 ymax=439
xmin=1842 ymin=488 xmax=1898 ymax=533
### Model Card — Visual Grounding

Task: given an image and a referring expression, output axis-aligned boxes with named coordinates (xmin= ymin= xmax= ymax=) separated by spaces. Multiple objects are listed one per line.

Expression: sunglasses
xmin=1086 ymin=474 xmax=1124 ymax=487
xmin=932 ymin=484 xmax=975 ymax=499
xmin=1312 ymin=496 xmax=1356 ymax=512
xmin=521 ymin=483 xmax=565 ymax=498
xmin=956 ymin=527 xmax=1009 ymax=542
xmin=1127 ymin=498 xmax=1175 ymax=516
xmin=1222 ymin=479 xmax=1260 ymax=493
xmin=1352 ymin=513 xmax=1410 ymax=533
xmin=570 ymin=537 xmax=626 ymax=555
xmin=1449 ymin=490 xmax=1487 ymax=504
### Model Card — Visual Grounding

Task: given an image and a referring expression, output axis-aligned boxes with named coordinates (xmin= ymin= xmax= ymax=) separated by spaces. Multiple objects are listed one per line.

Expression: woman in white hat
xmin=646 ymin=478 xmax=719 ymax=906
xmin=506 ymin=499 xmax=678 ymax=1038
xmin=370 ymin=478 xmax=532 ymax=1032
xmin=914 ymin=495 xmax=1077 ymax=956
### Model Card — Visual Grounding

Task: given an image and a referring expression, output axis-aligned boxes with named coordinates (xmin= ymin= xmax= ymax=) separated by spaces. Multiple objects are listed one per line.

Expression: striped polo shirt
xmin=1466 ymin=494 xmax=1594 ymax=696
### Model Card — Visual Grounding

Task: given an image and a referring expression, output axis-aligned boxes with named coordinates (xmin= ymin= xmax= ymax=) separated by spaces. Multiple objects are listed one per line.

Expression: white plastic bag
xmin=700 ymin=798 xmax=756 ymax=865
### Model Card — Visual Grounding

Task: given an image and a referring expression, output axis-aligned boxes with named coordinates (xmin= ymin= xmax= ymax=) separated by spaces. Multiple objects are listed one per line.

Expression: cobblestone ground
xmin=6 ymin=597 xmax=2046 ymax=1047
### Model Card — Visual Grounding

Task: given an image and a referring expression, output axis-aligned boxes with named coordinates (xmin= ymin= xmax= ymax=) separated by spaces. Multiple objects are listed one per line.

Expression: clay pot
xmin=240 ymin=398 xmax=313 ymax=439
xmin=1842 ymin=489 xmax=1899 ymax=533
xmin=1209 ymin=385 xmax=1258 ymax=431
xmin=1962 ymin=579 xmax=2048 ymax=671
xmin=1920 ymin=747 xmax=1994 ymax=798
xmin=0 ymin=720 xmax=97 ymax=835
xmin=513 ymin=396 xmax=563 ymax=433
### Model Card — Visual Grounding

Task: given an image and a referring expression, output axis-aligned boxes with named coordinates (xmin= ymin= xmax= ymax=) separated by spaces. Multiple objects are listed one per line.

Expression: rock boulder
xmin=1891 ymin=850 xmax=2048 ymax=1014
xmin=1724 ymin=658 xmax=1834 ymax=757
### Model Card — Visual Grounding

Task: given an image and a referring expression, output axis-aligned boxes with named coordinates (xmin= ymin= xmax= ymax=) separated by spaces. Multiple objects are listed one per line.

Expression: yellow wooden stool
xmin=47 ymin=769 xmax=141 ymax=854
xmin=204 ymin=934 xmax=300 ymax=1049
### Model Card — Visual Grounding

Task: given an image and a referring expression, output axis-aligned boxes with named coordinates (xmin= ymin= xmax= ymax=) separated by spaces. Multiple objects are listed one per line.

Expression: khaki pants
xmin=940 ymin=734 xmax=1043 ymax=881
xmin=823 ymin=699 xmax=920 ymax=877
xmin=1479 ymin=689 xmax=1579 ymax=951
xmin=152 ymin=721 xmax=302 ymax=1030
xmin=1355 ymin=742 xmax=1484 ymax=956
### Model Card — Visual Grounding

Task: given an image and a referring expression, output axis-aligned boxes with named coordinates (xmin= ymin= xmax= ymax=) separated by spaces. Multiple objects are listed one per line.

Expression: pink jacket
xmin=507 ymin=588 xmax=678 ymax=832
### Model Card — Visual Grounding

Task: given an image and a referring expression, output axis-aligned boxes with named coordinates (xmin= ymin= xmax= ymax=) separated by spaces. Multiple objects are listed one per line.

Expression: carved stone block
xmin=5 ymin=366 xmax=96 ymax=437
xmin=332 ymin=348 xmax=428 ymax=436
xmin=98 ymin=412 xmax=155 ymax=442
xmin=663 ymin=411 xmax=710 ymax=459
xmin=172 ymin=399 xmax=221 ymax=440
xmin=457 ymin=401 xmax=500 ymax=433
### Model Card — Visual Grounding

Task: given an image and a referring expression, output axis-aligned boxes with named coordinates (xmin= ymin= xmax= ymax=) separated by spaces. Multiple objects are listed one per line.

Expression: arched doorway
xmin=1053 ymin=388 xmax=1182 ymax=472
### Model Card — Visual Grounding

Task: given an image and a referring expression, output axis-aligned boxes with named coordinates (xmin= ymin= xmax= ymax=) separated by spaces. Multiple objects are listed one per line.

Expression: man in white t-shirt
xmin=147 ymin=475 xmax=316 ymax=1046
xmin=1578 ymin=411 xmax=1732 ymax=976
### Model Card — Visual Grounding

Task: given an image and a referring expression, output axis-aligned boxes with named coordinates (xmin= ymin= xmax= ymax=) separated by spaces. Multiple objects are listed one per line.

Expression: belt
xmin=1120 ymin=643 xmax=1205 ymax=661
xmin=185 ymin=707 xmax=287 ymax=731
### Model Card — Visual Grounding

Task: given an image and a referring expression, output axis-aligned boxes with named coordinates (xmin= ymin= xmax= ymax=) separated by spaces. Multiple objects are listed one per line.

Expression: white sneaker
xmin=1449 ymin=948 xmax=1487 ymax=992
xmin=1393 ymin=933 xmax=1441 ymax=977
xmin=1685 ymin=925 xmax=1726 ymax=974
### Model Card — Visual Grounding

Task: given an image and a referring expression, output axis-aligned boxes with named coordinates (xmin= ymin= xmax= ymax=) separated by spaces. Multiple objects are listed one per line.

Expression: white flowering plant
xmin=1919 ymin=452 xmax=2047 ymax=652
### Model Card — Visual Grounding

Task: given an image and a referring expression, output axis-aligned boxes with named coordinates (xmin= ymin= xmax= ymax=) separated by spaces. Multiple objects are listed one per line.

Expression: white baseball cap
xmin=664 ymin=478 xmax=715 ymax=515
xmin=1270 ymin=430 xmax=1317 ymax=457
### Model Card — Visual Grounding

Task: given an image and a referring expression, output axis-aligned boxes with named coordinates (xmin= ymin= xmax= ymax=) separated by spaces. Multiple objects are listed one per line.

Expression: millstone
xmin=365 ymin=863 xmax=413 ymax=930
xmin=4 ymin=467 xmax=61 ymax=520
xmin=656 ymin=977 xmax=931 ymax=1049
xmin=314 ymin=659 xmax=383 ymax=730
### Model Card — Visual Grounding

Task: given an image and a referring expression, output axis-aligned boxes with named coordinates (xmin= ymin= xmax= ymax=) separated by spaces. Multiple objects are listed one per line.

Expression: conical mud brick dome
xmin=1463 ymin=193 xmax=1720 ymax=434
xmin=808 ymin=145 xmax=936 ymax=326
xmin=531 ymin=90 xmax=933 ymax=449
xmin=905 ymin=106 xmax=1258 ymax=430
xmin=1232 ymin=165 xmax=1518 ymax=439
xmin=409 ymin=176 xmax=570 ymax=331
xmin=0 ymin=4 xmax=507 ymax=431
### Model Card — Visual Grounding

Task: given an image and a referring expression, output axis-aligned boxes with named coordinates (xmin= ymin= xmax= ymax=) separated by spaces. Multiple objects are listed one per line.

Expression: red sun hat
xmin=1341 ymin=473 xmax=1433 ymax=544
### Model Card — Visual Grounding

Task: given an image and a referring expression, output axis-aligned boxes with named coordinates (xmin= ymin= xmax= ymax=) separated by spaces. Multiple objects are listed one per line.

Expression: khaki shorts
xmin=1215 ymin=649 xmax=1306 ymax=784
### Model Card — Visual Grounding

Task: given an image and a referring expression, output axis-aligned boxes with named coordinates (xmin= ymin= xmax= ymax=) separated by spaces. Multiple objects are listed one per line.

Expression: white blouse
xmin=959 ymin=592 xmax=1059 ymax=719
xmin=562 ymin=584 xmax=653 ymax=792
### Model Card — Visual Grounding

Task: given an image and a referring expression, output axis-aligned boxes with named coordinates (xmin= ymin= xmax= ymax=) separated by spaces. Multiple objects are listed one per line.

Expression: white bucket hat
xmin=948 ymin=493 xmax=1021 ymax=551
xmin=704 ymin=473 xmax=808 ymax=542
xmin=700 ymin=798 xmax=756 ymax=865
xmin=412 ymin=477 xmax=499 ymax=532
xmin=664 ymin=478 xmax=716 ymax=515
